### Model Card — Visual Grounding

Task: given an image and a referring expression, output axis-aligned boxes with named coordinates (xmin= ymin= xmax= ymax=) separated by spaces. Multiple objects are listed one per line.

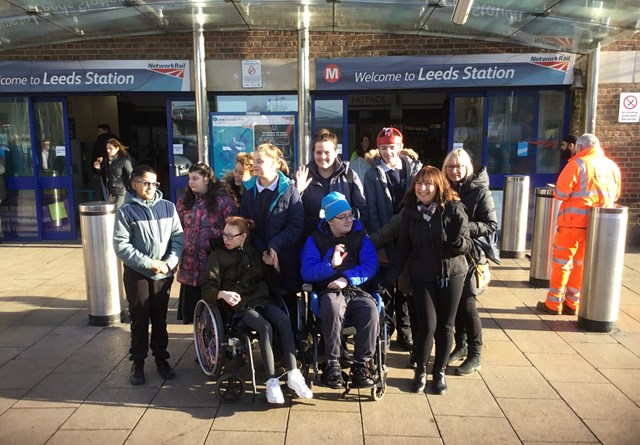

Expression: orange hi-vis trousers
xmin=545 ymin=226 xmax=587 ymax=312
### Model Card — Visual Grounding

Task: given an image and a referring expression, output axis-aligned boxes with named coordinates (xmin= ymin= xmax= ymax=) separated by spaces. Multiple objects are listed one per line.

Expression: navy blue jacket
xmin=240 ymin=171 xmax=303 ymax=293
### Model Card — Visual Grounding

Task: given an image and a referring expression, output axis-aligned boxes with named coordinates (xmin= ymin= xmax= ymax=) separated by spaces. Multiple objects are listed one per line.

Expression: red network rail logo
xmin=150 ymin=68 xmax=185 ymax=79
xmin=530 ymin=59 xmax=570 ymax=72
xmin=323 ymin=64 xmax=341 ymax=83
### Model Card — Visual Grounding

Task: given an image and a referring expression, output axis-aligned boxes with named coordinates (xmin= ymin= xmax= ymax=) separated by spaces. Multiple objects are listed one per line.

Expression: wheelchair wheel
xmin=371 ymin=368 xmax=388 ymax=401
xmin=193 ymin=300 xmax=225 ymax=377
xmin=216 ymin=373 xmax=245 ymax=403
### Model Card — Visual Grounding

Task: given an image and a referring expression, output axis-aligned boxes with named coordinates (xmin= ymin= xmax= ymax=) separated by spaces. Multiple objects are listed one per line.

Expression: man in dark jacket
xmin=91 ymin=124 xmax=118 ymax=200
xmin=300 ymin=192 xmax=379 ymax=389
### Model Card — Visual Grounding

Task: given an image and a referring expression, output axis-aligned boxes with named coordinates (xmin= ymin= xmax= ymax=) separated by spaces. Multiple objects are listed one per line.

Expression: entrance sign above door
xmin=316 ymin=53 xmax=575 ymax=91
xmin=0 ymin=60 xmax=191 ymax=93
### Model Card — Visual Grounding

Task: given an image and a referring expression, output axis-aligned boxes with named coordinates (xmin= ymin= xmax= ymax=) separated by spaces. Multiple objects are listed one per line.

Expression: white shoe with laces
xmin=266 ymin=378 xmax=285 ymax=404
xmin=287 ymin=369 xmax=313 ymax=399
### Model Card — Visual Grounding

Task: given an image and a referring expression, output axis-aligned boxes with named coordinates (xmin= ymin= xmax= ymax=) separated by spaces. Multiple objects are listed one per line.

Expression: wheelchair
xmin=193 ymin=297 xmax=291 ymax=403
xmin=298 ymin=284 xmax=389 ymax=401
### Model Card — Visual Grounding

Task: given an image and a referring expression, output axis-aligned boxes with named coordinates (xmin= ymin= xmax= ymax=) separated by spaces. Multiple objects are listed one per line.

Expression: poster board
xmin=209 ymin=113 xmax=297 ymax=178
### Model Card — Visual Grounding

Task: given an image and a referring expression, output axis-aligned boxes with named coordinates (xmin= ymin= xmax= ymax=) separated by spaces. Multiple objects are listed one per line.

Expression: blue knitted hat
xmin=321 ymin=191 xmax=352 ymax=221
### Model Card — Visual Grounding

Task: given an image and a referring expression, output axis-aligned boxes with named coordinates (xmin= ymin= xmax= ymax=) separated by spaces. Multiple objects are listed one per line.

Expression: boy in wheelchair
xmin=202 ymin=216 xmax=312 ymax=404
xmin=300 ymin=192 xmax=379 ymax=389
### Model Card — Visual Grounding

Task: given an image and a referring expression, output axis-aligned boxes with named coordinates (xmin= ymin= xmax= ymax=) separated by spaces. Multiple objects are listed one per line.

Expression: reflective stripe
xmin=563 ymin=207 xmax=589 ymax=215
xmin=553 ymin=243 xmax=568 ymax=251
xmin=548 ymin=287 xmax=562 ymax=295
xmin=573 ymin=259 xmax=583 ymax=267
xmin=555 ymin=189 xmax=571 ymax=199
xmin=566 ymin=286 xmax=580 ymax=295
xmin=546 ymin=295 xmax=562 ymax=303
xmin=553 ymin=257 xmax=570 ymax=266
xmin=565 ymin=293 xmax=580 ymax=303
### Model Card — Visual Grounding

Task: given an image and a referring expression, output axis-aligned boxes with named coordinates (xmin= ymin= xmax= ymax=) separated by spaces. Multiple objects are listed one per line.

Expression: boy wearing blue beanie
xmin=300 ymin=191 xmax=379 ymax=388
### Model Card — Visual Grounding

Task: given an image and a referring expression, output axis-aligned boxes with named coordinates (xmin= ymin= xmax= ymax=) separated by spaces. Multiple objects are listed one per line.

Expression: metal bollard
xmin=79 ymin=202 xmax=125 ymax=326
xmin=500 ymin=175 xmax=529 ymax=259
xmin=578 ymin=206 xmax=628 ymax=332
xmin=529 ymin=187 xmax=561 ymax=287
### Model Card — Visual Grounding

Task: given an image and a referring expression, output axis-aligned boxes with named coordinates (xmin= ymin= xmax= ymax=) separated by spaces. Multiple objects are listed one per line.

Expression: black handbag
xmin=473 ymin=232 xmax=501 ymax=265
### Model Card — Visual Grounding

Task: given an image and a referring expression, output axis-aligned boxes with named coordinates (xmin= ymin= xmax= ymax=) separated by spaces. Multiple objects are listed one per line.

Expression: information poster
xmin=210 ymin=113 xmax=297 ymax=178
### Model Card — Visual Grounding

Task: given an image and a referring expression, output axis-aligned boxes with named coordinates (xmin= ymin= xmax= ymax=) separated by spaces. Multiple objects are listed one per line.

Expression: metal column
xmin=529 ymin=187 xmax=561 ymax=288
xmin=500 ymin=175 xmax=530 ymax=259
xmin=297 ymin=5 xmax=311 ymax=168
xmin=193 ymin=7 xmax=210 ymax=165
xmin=585 ymin=42 xmax=601 ymax=134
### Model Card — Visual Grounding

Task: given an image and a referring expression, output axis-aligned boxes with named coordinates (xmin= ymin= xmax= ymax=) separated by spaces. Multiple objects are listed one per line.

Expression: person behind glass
xmin=349 ymin=133 xmax=372 ymax=185
xmin=296 ymin=128 xmax=368 ymax=241
xmin=222 ymin=152 xmax=253 ymax=207
xmin=240 ymin=143 xmax=303 ymax=318
xmin=176 ymin=163 xmax=237 ymax=325
xmin=364 ymin=127 xmax=422 ymax=354
xmin=113 ymin=165 xmax=184 ymax=386
xmin=202 ymin=216 xmax=313 ymax=404
xmin=92 ymin=138 xmax=134 ymax=209
xmin=300 ymin=192 xmax=379 ymax=388
xmin=0 ymin=152 xmax=5 ymax=242
xmin=442 ymin=149 xmax=497 ymax=376
xmin=39 ymin=139 xmax=56 ymax=174
xmin=382 ymin=166 xmax=471 ymax=395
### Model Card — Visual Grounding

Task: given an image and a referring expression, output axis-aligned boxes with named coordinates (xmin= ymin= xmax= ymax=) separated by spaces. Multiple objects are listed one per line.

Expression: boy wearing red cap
xmin=364 ymin=127 xmax=422 ymax=354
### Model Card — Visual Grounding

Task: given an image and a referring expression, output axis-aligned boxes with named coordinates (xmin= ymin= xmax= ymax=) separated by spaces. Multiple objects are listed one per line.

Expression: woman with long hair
xmin=92 ymin=138 xmax=133 ymax=209
xmin=176 ymin=163 xmax=237 ymax=324
xmin=442 ymin=149 xmax=497 ymax=375
xmin=202 ymin=216 xmax=312 ymax=404
xmin=383 ymin=166 xmax=471 ymax=395
xmin=222 ymin=152 xmax=253 ymax=206
xmin=240 ymin=143 xmax=303 ymax=317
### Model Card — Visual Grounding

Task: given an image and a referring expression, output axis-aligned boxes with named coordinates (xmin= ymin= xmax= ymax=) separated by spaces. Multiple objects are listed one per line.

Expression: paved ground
xmin=1 ymin=242 xmax=640 ymax=445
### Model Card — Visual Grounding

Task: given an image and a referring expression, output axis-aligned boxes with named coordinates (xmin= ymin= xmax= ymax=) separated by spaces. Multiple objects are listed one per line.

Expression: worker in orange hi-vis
xmin=537 ymin=133 xmax=621 ymax=316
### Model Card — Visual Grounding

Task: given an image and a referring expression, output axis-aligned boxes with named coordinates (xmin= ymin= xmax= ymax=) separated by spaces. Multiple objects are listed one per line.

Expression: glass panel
xmin=40 ymin=188 xmax=71 ymax=232
xmin=33 ymin=102 xmax=66 ymax=177
xmin=536 ymin=90 xmax=565 ymax=174
xmin=0 ymin=97 xmax=33 ymax=177
xmin=215 ymin=95 xmax=297 ymax=113
xmin=487 ymin=93 xmax=535 ymax=175
xmin=452 ymin=97 xmax=485 ymax=164
xmin=171 ymin=101 xmax=197 ymax=176
xmin=314 ymin=99 xmax=344 ymax=154
xmin=0 ymin=189 xmax=38 ymax=239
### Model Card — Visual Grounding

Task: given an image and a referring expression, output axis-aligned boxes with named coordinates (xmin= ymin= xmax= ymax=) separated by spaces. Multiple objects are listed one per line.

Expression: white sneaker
xmin=266 ymin=378 xmax=285 ymax=404
xmin=287 ymin=369 xmax=313 ymax=399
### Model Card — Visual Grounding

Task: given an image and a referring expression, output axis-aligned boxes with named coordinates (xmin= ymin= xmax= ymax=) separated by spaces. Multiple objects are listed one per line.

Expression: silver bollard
xmin=79 ymin=202 xmax=124 ymax=326
xmin=500 ymin=175 xmax=529 ymax=259
xmin=578 ymin=206 xmax=628 ymax=332
xmin=530 ymin=187 xmax=561 ymax=287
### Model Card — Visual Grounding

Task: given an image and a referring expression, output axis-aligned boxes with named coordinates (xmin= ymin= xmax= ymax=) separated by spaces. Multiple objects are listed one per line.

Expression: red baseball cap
xmin=376 ymin=127 xmax=403 ymax=146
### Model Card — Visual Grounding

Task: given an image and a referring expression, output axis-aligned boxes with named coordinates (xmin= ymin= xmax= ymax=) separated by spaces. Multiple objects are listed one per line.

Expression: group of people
xmin=109 ymin=123 xmax=621 ymax=404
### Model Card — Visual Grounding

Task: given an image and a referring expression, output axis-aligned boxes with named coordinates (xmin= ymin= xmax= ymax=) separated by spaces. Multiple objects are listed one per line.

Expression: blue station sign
xmin=0 ymin=60 xmax=191 ymax=93
xmin=316 ymin=53 xmax=574 ymax=91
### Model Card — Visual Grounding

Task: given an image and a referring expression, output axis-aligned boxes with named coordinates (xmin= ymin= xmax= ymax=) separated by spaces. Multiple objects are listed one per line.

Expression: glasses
xmin=333 ymin=213 xmax=354 ymax=221
xmin=445 ymin=164 xmax=465 ymax=171
xmin=222 ymin=232 xmax=246 ymax=240
xmin=134 ymin=180 xmax=160 ymax=188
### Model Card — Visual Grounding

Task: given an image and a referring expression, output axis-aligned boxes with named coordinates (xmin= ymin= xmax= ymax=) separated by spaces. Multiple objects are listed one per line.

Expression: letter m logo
xmin=323 ymin=64 xmax=341 ymax=83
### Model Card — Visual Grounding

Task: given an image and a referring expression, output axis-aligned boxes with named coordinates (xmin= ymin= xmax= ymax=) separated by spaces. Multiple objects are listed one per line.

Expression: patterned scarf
xmin=417 ymin=202 xmax=437 ymax=221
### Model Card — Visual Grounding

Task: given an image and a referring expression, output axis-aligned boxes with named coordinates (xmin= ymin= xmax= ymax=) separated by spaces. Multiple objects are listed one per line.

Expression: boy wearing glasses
xmin=114 ymin=165 xmax=184 ymax=386
xmin=300 ymin=192 xmax=378 ymax=389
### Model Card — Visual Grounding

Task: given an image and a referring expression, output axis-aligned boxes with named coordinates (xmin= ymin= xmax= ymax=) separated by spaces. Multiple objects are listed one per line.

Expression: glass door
xmin=167 ymin=98 xmax=197 ymax=203
xmin=313 ymin=96 xmax=347 ymax=165
xmin=33 ymin=98 xmax=76 ymax=240
xmin=450 ymin=94 xmax=487 ymax=164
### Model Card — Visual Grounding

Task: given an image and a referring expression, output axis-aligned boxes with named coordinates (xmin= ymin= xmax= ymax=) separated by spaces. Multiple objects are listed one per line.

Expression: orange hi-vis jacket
xmin=553 ymin=145 xmax=621 ymax=228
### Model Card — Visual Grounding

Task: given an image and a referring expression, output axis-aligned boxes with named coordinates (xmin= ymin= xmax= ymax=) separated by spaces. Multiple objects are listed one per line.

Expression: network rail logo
xmin=528 ymin=54 xmax=571 ymax=72
xmin=147 ymin=62 xmax=187 ymax=79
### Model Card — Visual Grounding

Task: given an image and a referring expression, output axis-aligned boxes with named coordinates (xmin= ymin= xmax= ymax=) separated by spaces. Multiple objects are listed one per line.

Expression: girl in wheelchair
xmin=202 ymin=216 xmax=313 ymax=404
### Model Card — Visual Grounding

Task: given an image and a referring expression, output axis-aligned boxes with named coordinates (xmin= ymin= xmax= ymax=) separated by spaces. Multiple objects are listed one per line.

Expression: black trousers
xmin=455 ymin=269 xmax=483 ymax=351
xmin=177 ymin=284 xmax=201 ymax=325
xmin=411 ymin=275 xmax=465 ymax=372
xmin=123 ymin=265 xmax=173 ymax=362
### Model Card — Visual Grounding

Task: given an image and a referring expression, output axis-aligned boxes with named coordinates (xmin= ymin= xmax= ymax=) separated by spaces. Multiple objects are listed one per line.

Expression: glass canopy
xmin=0 ymin=0 xmax=637 ymax=55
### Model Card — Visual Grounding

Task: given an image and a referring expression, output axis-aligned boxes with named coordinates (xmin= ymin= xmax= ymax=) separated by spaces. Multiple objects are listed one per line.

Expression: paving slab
xmin=427 ymin=378 xmax=503 ymax=417
xmin=436 ymin=415 xmax=521 ymax=445
xmin=480 ymin=365 xmax=559 ymax=399
xmin=124 ymin=407 xmax=213 ymax=445
xmin=525 ymin=352 xmax=608 ymax=383
xmin=14 ymin=371 xmax=106 ymax=408
xmin=45 ymin=430 xmax=131 ymax=445
xmin=0 ymin=407 xmax=75 ymax=445
xmin=583 ymin=419 xmax=640 ymax=445
xmin=285 ymin=410 xmax=362 ymax=445
xmin=550 ymin=381 xmax=640 ymax=421
xmin=204 ymin=430 xmax=285 ymax=445
xmin=361 ymin=392 xmax=439 ymax=437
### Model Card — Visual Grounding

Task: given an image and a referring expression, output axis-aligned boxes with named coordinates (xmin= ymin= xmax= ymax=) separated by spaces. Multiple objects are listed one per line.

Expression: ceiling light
xmin=451 ymin=0 xmax=474 ymax=26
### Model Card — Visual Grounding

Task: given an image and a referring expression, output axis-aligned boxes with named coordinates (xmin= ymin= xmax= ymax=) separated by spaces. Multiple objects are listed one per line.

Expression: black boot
xmin=130 ymin=360 xmax=145 ymax=386
xmin=456 ymin=347 xmax=482 ymax=375
xmin=447 ymin=334 xmax=467 ymax=364
xmin=431 ymin=369 xmax=447 ymax=395
xmin=411 ymin=365 xmax=427 ymax=393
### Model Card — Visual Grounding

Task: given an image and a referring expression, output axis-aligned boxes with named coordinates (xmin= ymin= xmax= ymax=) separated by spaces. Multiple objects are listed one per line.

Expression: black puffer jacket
xmin=450 ymin=166 xmax=498 ymax=262
xmin=202 ymin=240 xmax=274 ymax=312
xmin=384 ymin=200 xmax=471 ymax=287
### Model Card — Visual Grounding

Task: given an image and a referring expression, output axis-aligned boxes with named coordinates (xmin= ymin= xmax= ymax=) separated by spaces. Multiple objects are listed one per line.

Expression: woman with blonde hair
xmin=382 ymin=165 xmax=471 ymax=395
xmin=92 ymin=138 xmax=133 ymax=208
xmin=240 ymin=143 xmax=303 ymax=317
xmin=442 ymin=148 xmax=497 ymax=376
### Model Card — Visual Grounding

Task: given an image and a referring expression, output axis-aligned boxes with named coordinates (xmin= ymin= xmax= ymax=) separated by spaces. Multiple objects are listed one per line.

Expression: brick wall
xmin=0 ymin=31 xmax=537 ymax=61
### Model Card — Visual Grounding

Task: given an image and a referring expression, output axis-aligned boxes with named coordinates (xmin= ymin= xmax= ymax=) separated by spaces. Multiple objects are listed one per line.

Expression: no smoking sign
xmin=619 ymin=92 xmax=640 ymax=123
